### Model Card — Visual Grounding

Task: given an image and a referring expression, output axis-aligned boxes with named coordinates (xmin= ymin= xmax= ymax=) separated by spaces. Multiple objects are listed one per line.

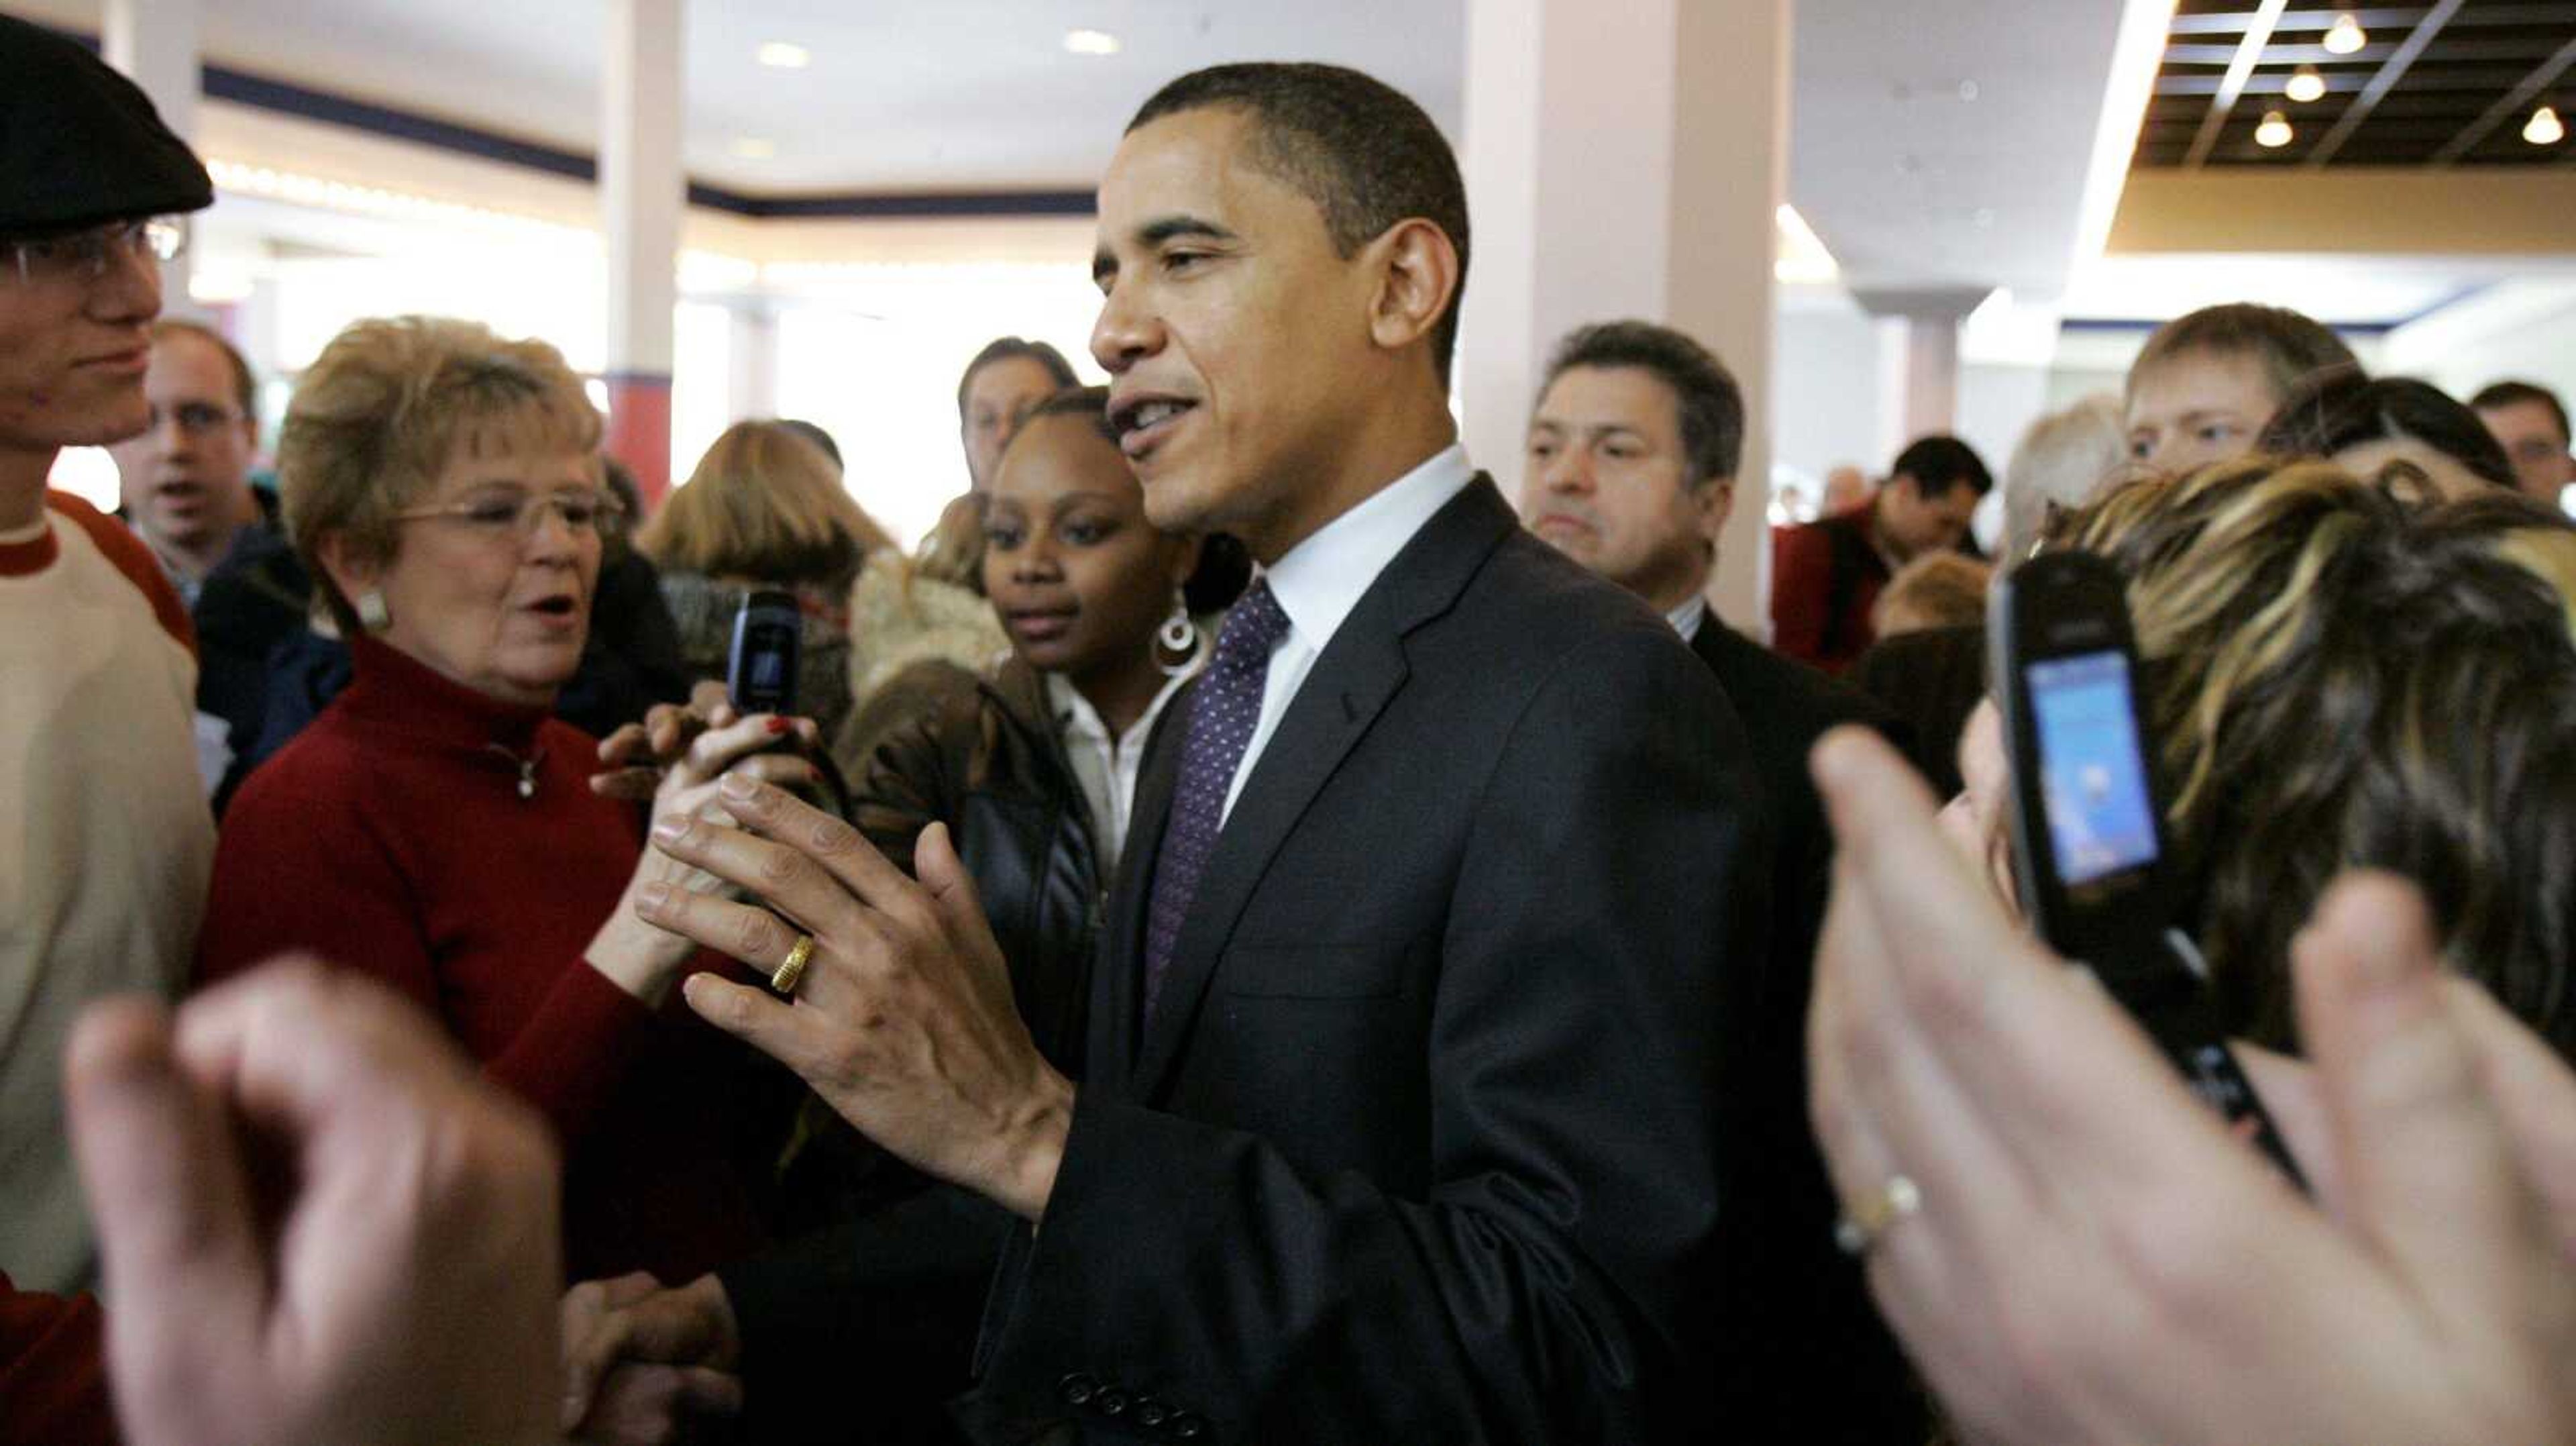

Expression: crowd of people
xmin=7 ymin=15 xmax=2576 ymax=1446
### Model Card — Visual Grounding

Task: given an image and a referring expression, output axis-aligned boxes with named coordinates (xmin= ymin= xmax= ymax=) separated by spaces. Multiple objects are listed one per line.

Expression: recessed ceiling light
xmin=1063 ymin=28 xmax=1122 ymax=56
xmin=756 ymin=41 xmax=810 ymax=69
xmin=2255 ymin=111 xmax=2295 ymax=148
xmin=2322 ymin=12 xmax=2366 ymax=56
xmin=2285 ymin=66 xmax=2326 ymax=104
xmin=2528 ymin=105 xmax=2567 ymax=146
xmin=731 ymin=138 xmax=777 ymax=160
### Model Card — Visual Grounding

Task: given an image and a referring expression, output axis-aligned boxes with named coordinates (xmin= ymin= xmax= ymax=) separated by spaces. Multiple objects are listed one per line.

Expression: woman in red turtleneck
xmin=196 ymin=317 xmax=810 ymax=1284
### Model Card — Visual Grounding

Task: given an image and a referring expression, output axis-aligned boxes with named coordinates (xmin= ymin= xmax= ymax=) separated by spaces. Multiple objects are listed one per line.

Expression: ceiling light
xmin=1063 ymin=29 xmax=1121 ymax=56
xmin=2528 ymin=105 xmax=2567 ymax=146
xmin=731 ymin=138 xmax=777 ymax=160
xmin=2322 ymin=12 xmax=2366 ymax=56
xmin=2255 ymin=111 xmax=2295 ymax=148
xmin=756 ymin=42 xmax=810 ymax=69
xmin=2285 ymin=66 xmax=2326 ymax=104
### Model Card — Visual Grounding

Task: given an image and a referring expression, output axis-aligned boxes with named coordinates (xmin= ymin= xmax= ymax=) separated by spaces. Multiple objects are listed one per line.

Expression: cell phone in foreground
xmin=1990 ymin=550 xmax=2306 ymax=1188
xmin=727 ymin=589 xmax=802 ymax=717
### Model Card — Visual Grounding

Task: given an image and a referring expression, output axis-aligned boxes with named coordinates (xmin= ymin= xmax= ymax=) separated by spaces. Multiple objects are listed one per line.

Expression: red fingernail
xmin=766 ymin=717 xmax=791 ymax=735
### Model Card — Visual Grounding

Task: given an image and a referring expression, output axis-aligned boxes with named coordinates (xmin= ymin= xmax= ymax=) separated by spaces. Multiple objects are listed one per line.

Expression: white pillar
xmin=1856 ymin=287 xmax=1990 ymax=459
xmin=102 ymin=0 xmax=201 ymax=311
xmin=1460 ymin=0 xmax=1791 ymax=633
xmin=601 ymin=0 xmax=684 ymax=505
xmin=727 ymin=301 xmax=779 ymax=423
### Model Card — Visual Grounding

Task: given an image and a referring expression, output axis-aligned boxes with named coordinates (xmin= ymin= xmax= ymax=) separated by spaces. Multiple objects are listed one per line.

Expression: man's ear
xmin=1694 ymin=476 xmax=1736 ymax=545
xmin=1362 ymin=218 xmax=1461 ymax=360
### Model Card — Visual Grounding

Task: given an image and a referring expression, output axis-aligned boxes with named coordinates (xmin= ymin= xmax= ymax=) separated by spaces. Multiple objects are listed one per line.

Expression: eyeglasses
xmin=144 ymin=401 xmax=243 ymax=437
xmin=2 ymin=217 xmax=189 ymax=287
xmin=394 ymin=488 xmax=627 ymax=541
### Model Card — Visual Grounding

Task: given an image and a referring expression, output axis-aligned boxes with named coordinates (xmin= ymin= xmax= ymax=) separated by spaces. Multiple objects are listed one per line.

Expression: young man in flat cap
xmin=0 ymin=15 xmax=217 ymax=1442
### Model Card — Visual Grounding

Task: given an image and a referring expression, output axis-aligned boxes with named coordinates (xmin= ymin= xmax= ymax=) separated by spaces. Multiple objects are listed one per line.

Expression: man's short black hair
xmin=2471 ymin=379 xmax=2571 ymax=446
xmin=1891 ymin=435 xmax=1994 ymax=499
xmin=1540 ymin=320 xmax=1744 ymax=488
xmin=957 ymin=338 xmax=1079 ymax=419
xmin=1128 ymin=62 xmax=1470 ymax=385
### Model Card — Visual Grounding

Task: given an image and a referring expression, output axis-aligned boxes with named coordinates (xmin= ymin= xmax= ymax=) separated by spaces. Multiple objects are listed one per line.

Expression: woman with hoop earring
xmin=794 ymin=386 xmax=1220 ymax=1226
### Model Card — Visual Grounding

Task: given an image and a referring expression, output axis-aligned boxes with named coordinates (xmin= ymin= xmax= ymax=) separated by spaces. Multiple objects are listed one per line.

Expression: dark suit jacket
xmin=936 ymin=476 xmax=1768 ymax=1444
xmin=1688 ymin=619 xmax=1928 ymax=1444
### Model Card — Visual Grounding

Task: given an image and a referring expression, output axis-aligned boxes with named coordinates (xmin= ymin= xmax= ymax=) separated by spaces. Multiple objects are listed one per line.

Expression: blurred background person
xmin=196 ymin=315 xmax=812 ymax=1285
xmin=637 ymin=418 xmax=894 ymax=745
xmin=1869 ymin=551 xmax=1988 ymax=641
xmin=107 ymin=319 xmax=264 ymax=607
xmin=2256 ymin=369 xmax=2516 ymax=501
xmin=959 ymin=337 xmax=1079 ymax=495
xmin=2123 ymin=301 xmax=2357 ymax=478
xmin=2472 ymin=379 xmax=2574 ymax=509
xmin=1819 ymin=462 xmax=1873 ymax=517
xmin=1771 ymin=433 xmax=1991 ymax=672
xmin=1998 ymin=393 xmax=2128 ymax=564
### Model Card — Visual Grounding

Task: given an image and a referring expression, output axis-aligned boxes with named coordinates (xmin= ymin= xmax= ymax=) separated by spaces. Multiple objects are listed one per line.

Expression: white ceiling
xmin=39 ymin=0 xmax=2513 ymax=329
xmin=4 ymin=0 xmax=1468 ymax=193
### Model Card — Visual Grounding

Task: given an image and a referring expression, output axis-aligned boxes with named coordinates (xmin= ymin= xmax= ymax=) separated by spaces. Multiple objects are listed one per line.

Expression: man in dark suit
xmin=586 ymin=62 xmax=1768 ymax=1445
xmin=1521 ymin=319 xmax=1925 ymax=1443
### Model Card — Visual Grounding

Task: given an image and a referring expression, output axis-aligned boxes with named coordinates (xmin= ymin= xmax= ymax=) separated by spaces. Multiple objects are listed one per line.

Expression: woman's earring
xmin=356 ymin=589 xmax=391 ymax=633
xmin=1155 ymin=588 xmax=1204 ymax=678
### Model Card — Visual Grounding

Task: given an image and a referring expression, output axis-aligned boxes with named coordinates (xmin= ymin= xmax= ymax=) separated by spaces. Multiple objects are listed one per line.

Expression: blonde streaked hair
xmin=2055 ymin=456 xmax=2576 ymax=1055
xmin=278 ymin=315 xmax=601 ymax=631
xmin=637 ymin=419 xmax=895 ymax=584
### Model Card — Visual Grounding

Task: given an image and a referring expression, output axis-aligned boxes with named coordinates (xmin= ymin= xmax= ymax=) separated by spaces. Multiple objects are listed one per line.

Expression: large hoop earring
xmin=356 ymin=588 xmax=391 ymax=633
xmin=1155 ymin=588 xmax=1204 ymax=678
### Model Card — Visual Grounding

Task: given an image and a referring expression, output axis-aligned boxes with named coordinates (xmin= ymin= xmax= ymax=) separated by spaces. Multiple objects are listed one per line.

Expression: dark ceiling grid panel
xmin=2138 ymin=0 xmax=2576 ymax=168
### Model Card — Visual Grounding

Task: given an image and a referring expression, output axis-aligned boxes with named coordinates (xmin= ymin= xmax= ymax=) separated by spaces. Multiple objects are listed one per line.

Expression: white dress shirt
xmin=1666 ymin=594 xmax=1710 ymax=644
xmin=1047 ymin=667 xmax=1195 ymax=878
xmin=1221 ymin=443 xmax=1478 ymax=822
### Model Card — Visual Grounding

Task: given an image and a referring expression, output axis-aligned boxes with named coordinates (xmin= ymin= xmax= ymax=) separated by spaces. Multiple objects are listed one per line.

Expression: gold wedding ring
xmin=1833 ymin=1174 xmax=1922 ymax=1257
xmin=770 ymin=933 xmax=816 ymax=997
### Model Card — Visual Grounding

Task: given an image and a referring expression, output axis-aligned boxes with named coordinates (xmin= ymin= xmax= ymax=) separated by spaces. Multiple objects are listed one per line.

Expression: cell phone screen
xmin=2027 ymin=650 xmax=2159 ymax=887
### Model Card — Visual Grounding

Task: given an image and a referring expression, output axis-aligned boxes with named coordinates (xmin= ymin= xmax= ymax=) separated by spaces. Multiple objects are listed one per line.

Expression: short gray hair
xmin=2002 ymin=394 xmax=2129 ymax=562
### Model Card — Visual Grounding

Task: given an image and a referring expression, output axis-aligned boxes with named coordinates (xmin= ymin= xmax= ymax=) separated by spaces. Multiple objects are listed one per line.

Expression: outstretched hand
xmin=65 ymin=960 xmax=561 ymax=1446
xmin=637 ymin=774 xmax=1075 ymax=1221
xmin=1804 ymin=725 xmax=2576 ymax=1446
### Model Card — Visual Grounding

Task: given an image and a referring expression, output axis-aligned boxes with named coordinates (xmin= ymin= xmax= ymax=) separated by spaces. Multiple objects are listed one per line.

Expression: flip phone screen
xmin=727 ymin=591 xmax=802 ymax=716
xmin=2027 ymin=651 xmax=2161 ymax=890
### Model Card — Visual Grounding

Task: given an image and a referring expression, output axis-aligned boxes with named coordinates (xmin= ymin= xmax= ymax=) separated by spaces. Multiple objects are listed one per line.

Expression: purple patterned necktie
xmin=1142 ymin=577 xmax=1292 ymax=1019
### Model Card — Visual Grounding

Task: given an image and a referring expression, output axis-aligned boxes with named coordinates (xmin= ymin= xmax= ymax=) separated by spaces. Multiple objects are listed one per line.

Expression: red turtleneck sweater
xmin=196 ymin=636 xmax=787 ymax=1285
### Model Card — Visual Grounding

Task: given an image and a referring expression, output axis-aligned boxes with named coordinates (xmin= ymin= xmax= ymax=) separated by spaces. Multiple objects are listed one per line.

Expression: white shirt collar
xmin=1259 ymin=442 xmax=1476 ymax=657
xmin=1666 ymin=595 xmax=1709 ymax=643
xmin=1045 ymin=667 xmax=1193 ymax=750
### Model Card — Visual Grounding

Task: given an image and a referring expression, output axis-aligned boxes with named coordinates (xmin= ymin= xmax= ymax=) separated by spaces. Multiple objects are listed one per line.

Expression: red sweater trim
xmin=0 ymin=1272 xmax=112 ymax=1446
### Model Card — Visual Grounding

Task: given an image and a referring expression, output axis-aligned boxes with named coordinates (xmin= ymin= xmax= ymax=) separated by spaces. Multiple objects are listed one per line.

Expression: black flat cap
xmin=0 ymin=15 xmax=213 ymax=234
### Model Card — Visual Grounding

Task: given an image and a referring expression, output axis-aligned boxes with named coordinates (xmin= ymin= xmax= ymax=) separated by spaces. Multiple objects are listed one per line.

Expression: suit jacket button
xmin=1057 ymin=1373 xmax=1099 ymax=1406
xmin=1136 ymin=1397 xmax=1170 ymax=1428
xmin=1172 ymin=1412 xmax=1207 ymax=1439
xmin=1097 ymin=1388 xmax=1132 ymax=1417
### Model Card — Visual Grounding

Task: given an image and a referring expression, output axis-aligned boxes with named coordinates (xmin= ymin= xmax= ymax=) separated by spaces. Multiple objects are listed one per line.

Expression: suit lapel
xmin=1093 ymin=680 xmax=1190 ymax=1094
xmin=1127 ymin=476 xmax=1518 ymax=1100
